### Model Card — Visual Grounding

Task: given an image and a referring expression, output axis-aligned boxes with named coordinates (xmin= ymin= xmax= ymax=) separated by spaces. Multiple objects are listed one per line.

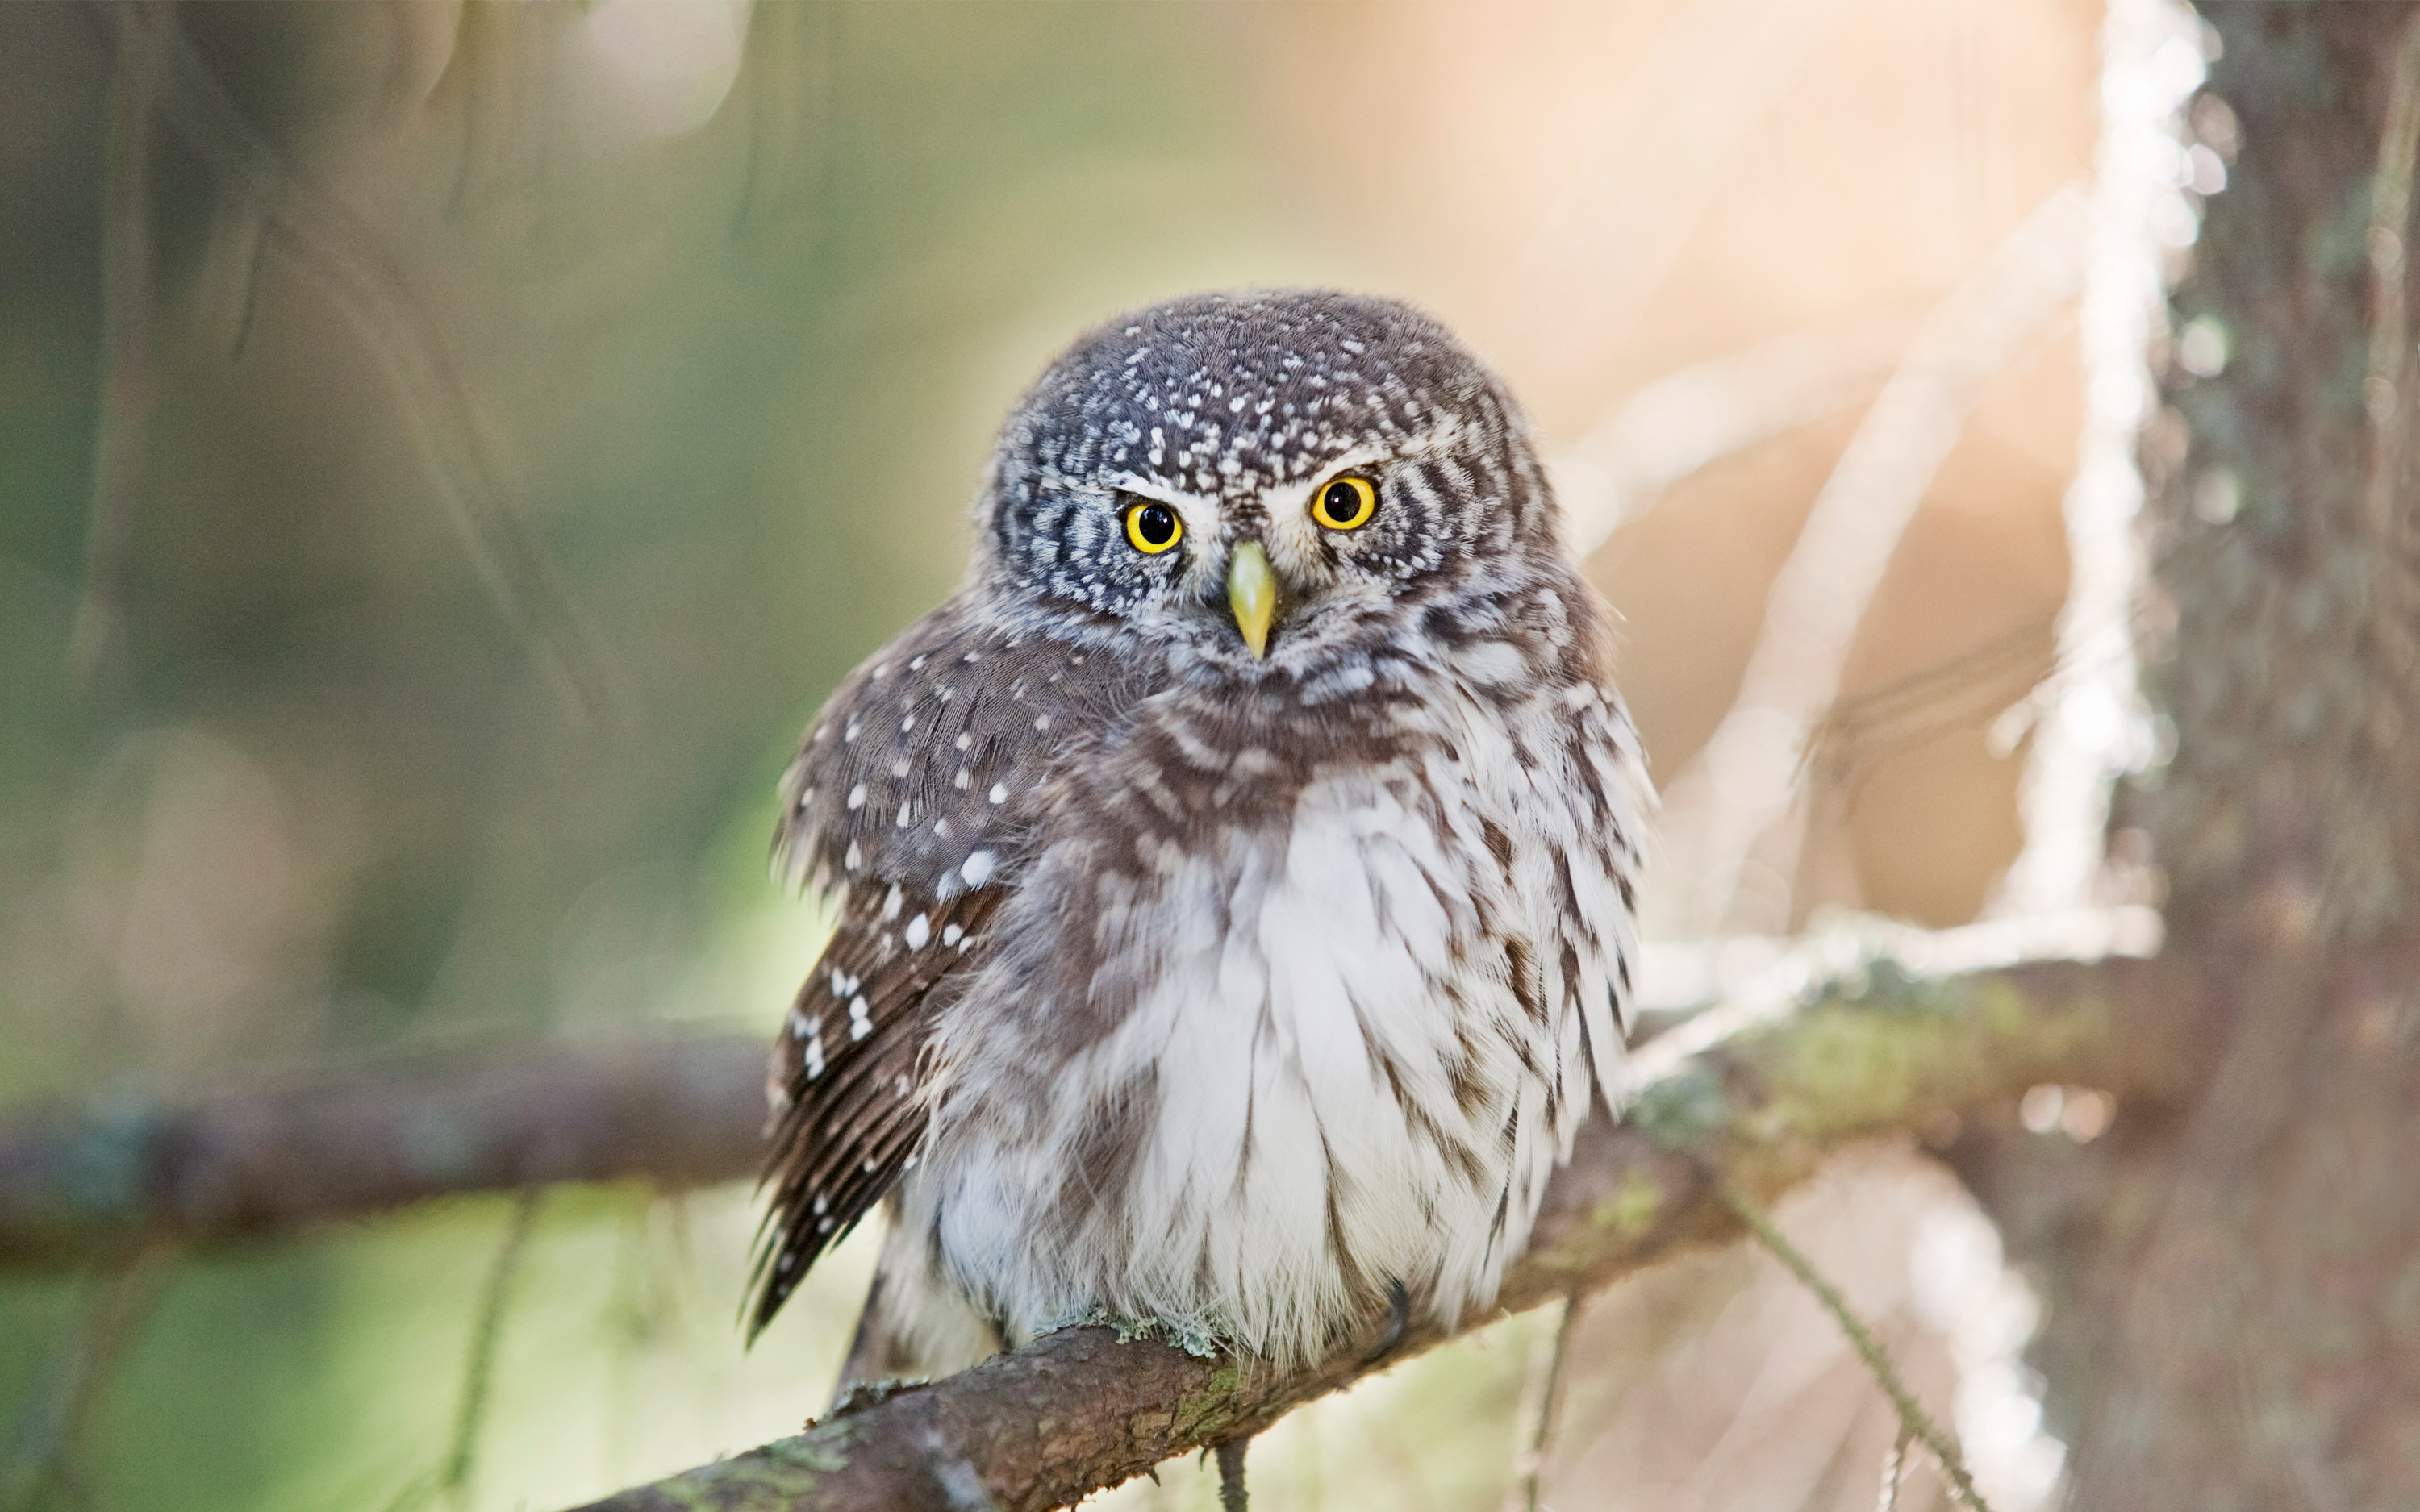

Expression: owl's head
xmin=973 ymin=290 xmax=1563 ymax=673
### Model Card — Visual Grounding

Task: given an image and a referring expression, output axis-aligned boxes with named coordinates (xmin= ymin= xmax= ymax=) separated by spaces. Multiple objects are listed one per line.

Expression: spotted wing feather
xmin=749 ymin=881 xmax=999 ymax=1335
xmin=770 ymin=600 xmax=1152 ymax=906
xmin=749 ymin=605 xmax=1154 ymax=1337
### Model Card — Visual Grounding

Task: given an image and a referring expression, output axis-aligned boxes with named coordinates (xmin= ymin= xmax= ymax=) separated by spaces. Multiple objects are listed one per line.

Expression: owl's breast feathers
xmin=754 ymin=571 xmax=1646 ymax=1361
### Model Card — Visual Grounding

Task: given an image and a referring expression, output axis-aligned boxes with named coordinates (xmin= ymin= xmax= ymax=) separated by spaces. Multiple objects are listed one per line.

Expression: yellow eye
xmin=1311 ymin=475 xmax=1378 ymax=531
xmin=1124 ymin=499 xmax=1184 ymax=555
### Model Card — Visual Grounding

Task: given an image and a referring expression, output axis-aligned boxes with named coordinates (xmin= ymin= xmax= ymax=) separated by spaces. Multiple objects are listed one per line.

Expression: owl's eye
xmin=1311 ymin=476 xmax=1379 ymax=531
xmin=1124 ymin=501 xmax=1183 ymax=555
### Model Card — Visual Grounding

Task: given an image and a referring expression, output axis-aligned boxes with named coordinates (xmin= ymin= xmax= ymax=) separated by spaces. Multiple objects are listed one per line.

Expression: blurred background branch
xmin=81 ymin=0 xmax=627 ymax=725
xmin=0 ymin=1035 xmax=761 ymax=1270
xmin=65 ymin=1 xmax=167 ymax=687
xmin=1552 ymin=313 xmax=1917 ymax=556
xmin=1658 ymin=182 xmax=2090 ymax=938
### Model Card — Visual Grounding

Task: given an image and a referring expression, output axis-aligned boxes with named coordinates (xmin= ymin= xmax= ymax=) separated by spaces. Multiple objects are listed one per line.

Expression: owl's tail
xmin=825 ymin=1222 xmax=1008 ymax=1409
xmin=829 ymin=1269 xmax=903 ymax=1407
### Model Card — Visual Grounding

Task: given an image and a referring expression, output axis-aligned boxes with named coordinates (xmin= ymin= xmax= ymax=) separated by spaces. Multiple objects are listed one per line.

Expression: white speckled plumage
xmin=752 ymin=289 xmax=1646 ymax=1377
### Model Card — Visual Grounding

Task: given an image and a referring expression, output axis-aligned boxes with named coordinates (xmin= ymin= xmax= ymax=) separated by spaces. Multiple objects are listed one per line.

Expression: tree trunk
xmin=1958 ymin=8 xmax=2420 ymax=1505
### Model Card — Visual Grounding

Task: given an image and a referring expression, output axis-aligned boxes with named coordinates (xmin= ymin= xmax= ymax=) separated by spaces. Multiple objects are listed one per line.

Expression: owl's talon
xmin=1067 ymin=1308 xmax=1225 ymax=1360
xmin=1361 ymin=1277 xmax=1412 ymax=1368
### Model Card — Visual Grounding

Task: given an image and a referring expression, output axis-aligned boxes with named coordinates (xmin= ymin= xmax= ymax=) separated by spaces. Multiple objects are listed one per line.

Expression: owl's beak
xmin=1226 ymin=540 xmax=1279 ymax=658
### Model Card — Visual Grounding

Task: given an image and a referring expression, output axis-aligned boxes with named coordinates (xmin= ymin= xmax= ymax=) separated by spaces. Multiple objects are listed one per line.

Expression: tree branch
xmin=572 ymin=953 xmax=2208 ymax=1512
xmin=0 ymin=1035 xmax=765 ymax=1269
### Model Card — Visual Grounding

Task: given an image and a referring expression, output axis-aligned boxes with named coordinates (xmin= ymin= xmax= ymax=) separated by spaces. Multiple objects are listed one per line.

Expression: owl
xmin=749 ymin=289 xmax=1646 ymax=1381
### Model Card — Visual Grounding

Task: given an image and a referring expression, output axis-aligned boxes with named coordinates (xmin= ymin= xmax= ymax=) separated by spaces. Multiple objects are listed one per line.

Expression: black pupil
xmin=1135 ymin=504 xmax=1176 ymax=547
xmin=1323 ymin=483 xmax=1358 ymax=519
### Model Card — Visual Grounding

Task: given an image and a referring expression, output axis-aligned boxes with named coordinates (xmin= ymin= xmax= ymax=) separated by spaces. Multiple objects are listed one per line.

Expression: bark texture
xmin=1960 ymin=9 xmax=2420 ymax=1505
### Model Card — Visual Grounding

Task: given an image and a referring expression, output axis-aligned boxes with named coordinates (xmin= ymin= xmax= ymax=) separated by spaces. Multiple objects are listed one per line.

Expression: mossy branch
xmin=570 ymin=953 xmax=2205 ymax=1512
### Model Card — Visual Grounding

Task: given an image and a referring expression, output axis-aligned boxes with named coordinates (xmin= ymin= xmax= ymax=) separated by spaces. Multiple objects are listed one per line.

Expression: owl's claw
xmin=1360 ymin=1277 xmax=1412 ymax=1368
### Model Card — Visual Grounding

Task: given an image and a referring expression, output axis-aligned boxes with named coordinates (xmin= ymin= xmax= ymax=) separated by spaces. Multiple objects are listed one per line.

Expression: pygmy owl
xmin=750 ymin=289 xmax=1646 ymax=1378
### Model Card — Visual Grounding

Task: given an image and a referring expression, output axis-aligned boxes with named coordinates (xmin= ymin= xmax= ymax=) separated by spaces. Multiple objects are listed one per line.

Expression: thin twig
xmin=448 ymin=0 xmax=533 ymax=215
xmin=731 ymin=0 xmax=829 ymax=241
xmin=1720 ymin=1185 xmax=1989 ymax=1511
xmin=1802 ymin=616 xmax=2058 ymax=793
xmin=0 ymin=1252 xmax=169 ymax=1512
xmin=444 ymin=1189 xmax=544 ymax=1506
xmin=1877 ymin=1431 xmax=1910 ymax=1512
xmin=2361 ymin=14 xmax=2420 ymax=544
xmin=1500 ymin=1293 xmax=1583 ymax=1512
xmin=69 ymin=0 xmax=169 ymax=687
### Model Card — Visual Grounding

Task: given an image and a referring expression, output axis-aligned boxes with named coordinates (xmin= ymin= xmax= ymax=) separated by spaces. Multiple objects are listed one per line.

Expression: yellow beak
xmin=1227 ymin=540 xmax=1278 ymax=659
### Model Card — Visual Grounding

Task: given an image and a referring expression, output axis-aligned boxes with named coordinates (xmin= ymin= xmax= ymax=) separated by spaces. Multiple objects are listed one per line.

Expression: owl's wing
xmin=747 ymin=879 xmax=1002 ymax=1335
xmin=746 ymin=602 xmax=1148 ymax=1338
